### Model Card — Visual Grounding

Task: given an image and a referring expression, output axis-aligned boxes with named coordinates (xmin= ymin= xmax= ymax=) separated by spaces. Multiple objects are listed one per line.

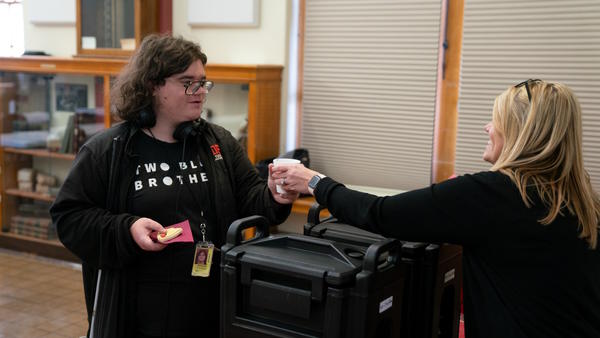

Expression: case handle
xmin=363 ymin=238 xmax=400 ymax=273
xmin=307 ymin=202 xmax=328 ymax=225
xmin=226 ymin=215 xmax=270 ymax=246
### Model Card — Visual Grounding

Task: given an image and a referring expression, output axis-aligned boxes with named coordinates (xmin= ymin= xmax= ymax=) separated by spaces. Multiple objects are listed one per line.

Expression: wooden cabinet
xmin=76 ymin=0 xmax=160 ymax=58
xmin=206 ymin=65 xmax=282 ymax=163
xmin=0 ymin=57 xmax=118 ymax=261
xmin=0 ymin=56 xmax=282 ymax=261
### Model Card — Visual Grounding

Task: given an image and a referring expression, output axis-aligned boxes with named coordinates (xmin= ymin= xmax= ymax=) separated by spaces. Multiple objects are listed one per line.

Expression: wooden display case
xmin=206 ymin=64 xmax=282 ymax=163
xmin=76 ymin=0 xmax=159 ymax=58
xmin=0 ymin=56 xmax=282 ymax=261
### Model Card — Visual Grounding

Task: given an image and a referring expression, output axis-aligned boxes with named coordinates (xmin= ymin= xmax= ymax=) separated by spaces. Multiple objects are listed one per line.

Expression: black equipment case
xmin=221 ymin=215 xmax=405 ymax=338
xmin=304 ymin=204 xmax=462 ymax=338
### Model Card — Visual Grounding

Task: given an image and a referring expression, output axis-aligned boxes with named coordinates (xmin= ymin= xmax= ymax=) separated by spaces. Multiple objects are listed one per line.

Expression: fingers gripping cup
xmin=273 ymin=158 xmax=301 ymax=194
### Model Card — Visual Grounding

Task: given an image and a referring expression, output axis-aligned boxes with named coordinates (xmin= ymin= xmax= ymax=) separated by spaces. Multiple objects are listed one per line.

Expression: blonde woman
xmin=274 ymin=80 xmax=600 ymax=338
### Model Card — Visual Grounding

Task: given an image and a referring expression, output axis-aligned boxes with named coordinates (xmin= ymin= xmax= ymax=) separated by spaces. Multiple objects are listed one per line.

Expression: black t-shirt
xmin=129 ymin=131 xmax=220 ymax=337
xmin=314 ymin=171 xmax=600 ymax=338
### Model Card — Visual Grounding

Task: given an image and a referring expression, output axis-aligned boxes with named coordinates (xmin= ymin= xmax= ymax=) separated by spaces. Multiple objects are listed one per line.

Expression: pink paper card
xmin=150 ymin=219 xmax=194 ymax=244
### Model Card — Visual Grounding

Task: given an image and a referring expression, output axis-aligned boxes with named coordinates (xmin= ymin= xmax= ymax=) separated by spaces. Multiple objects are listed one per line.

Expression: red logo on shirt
xmin=210 ymin=144 xmax=223 ymax=161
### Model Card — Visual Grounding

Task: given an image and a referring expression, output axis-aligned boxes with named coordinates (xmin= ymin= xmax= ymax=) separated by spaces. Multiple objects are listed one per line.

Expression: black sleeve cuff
xmin=313 ymin=176 xmax=344 ymax=207
xmin=267 ymin=189 xmax=293 ymax=224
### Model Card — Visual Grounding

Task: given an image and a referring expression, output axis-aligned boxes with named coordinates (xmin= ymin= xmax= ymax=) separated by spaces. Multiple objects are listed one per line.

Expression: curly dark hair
xmin=111 ymin=34 xmax=208 ymax=122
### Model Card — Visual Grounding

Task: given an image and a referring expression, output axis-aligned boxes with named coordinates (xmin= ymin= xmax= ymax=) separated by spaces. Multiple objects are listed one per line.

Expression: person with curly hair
xmin=51 ymin=34 xmax=297 ymax=338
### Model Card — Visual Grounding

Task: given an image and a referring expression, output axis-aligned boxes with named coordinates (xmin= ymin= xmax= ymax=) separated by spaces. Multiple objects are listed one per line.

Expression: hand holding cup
xmin=272 ymin=158 xmax=301 ymax=193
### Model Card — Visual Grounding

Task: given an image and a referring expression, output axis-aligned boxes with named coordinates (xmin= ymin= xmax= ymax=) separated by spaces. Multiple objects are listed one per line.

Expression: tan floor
xmin=0 ymin=248 xmax=88 ymax=338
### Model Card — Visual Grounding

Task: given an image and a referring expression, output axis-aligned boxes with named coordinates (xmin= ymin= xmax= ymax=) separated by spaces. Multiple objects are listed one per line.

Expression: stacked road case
xmin=221 ymin=216 xmax=405 ymax=338
xmin=304 ymin=204 xmax=462 ymax=338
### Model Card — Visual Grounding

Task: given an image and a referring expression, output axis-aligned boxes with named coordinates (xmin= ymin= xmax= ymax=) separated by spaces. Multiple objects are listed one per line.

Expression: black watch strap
xmin=308 ymin=174 xmax=325 ymax=194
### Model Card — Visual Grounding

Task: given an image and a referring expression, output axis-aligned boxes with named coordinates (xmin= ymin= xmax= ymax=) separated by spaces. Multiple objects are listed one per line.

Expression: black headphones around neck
xmin=137 ymin=109 xmax=203 ymax=141
xmin=173 ymin=120 xmax=203 ymax=141
xmin=137 ymin=108 xmax=156 ymax=129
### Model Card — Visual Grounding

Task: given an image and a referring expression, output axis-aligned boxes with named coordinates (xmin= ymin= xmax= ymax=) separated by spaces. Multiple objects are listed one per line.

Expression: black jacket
xmin=314 ymin=172 xmax=600 ymax=338
xmin=50 ymin=120 xmax=291 ymax=337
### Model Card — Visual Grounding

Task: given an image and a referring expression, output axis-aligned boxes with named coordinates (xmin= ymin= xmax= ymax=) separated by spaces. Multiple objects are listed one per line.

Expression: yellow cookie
xmin=157 ymin=227 xmax=183 ymax=243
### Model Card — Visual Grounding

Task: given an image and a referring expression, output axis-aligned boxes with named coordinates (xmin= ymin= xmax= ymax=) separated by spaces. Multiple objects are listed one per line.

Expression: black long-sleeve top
xmin=50 ymin=121 xmax=291 ymax=337
xmin=314 ymin=171 xmax=600 ymax=338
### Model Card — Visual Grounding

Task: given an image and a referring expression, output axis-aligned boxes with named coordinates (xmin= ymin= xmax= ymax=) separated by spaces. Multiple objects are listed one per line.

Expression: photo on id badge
xmin=196 ymin=248 xmax=208 ymax=265
xmin=192 ymin=243 xmax=213 ymax=277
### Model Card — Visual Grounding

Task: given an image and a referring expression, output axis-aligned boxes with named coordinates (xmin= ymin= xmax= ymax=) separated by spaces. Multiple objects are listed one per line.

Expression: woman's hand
xmin=270 ymin=163 xmax=320 ymax=195
xmin=130 ymin=217 xmax=167 ymax=251
xmin=268 ymin=164 xmax=300 ymax=204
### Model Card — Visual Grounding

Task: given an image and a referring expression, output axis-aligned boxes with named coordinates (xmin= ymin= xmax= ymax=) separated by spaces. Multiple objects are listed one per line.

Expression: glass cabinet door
xmin=76 ymin=0 xmax=160 ymax=57
xmin=203 ymin=83 xmax=249 ymax=150
xmin=0 ymin=71 xmax=105 ymax=242
xmin=0 ymin=72 xmax=105 ymax=153
xmin=80 ymin=0 xmax=134 ymax=50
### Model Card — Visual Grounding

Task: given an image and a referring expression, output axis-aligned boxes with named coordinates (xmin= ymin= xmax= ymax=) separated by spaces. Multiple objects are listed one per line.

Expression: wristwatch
xmin=308 ymin=174 xmax=325 ymax=195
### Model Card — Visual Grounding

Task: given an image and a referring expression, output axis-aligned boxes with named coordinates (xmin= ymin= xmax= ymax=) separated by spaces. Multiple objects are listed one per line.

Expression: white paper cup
xmin=273 ymin=158 xmax=301 ymax=193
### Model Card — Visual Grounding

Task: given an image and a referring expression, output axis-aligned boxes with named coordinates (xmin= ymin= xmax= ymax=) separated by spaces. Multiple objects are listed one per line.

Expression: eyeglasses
xmin=184 ymin=80 xmax=214 ymax=95
xmin=514 ymin=79 xmax=542 ymax=102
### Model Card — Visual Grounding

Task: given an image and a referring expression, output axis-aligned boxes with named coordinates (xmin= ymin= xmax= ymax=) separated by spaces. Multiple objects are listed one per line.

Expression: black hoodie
xmin=50 ymin=120 xmax=291 ymax=337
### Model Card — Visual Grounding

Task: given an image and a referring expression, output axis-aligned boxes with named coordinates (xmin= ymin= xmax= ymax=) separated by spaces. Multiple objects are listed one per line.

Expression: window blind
xmin=301 ymin=0 xmax=443 ymax=190
xmin=455 ymin=0 xmax=600 ymax=191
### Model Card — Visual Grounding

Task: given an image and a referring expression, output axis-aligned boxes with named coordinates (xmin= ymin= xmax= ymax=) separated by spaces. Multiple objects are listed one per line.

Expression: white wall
xmin=21 ymin=0 xmax=292 ymax=154
xmin=174 ymin=0 xmax=288 ymax=65
xmin=22 ymin=0 xmax=77 ymax=57
xmin=174 ymin=0 xmax=291 ymax=153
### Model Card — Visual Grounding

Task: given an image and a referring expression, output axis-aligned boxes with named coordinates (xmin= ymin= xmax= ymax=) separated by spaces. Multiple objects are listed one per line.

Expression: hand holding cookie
xmin=130 ymin=217 xmax=167 ymax=251
xmin=147 ymin=220 xmax=194 ymax=245
xmin=157 ymin=227 xmax=183 ymax=243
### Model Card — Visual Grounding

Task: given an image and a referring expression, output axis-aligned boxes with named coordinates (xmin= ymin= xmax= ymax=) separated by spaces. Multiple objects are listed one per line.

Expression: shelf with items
xmin=5 ymin=188 xmax=55 ymax=202
xmin=0 ymin=56 xmax=283 ymax=260
xmin=0 ymin=149 xmax=65 ymax=257
xmin=4 ymin=147 xmax=76 ymax=160
xmin=0 ymin=147 xmax=86 ymax=263
xmin=0 ymin=56 xmax=116 ymax=262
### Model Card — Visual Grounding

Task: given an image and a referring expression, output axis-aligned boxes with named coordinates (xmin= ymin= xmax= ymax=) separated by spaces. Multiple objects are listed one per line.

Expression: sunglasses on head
xmin=514 ymin=79 xmax=542 ymax=102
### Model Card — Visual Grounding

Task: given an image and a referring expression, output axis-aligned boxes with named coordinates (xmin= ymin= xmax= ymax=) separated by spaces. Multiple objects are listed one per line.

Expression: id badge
xmin=191 ymin=242 xmax=214 ymax=277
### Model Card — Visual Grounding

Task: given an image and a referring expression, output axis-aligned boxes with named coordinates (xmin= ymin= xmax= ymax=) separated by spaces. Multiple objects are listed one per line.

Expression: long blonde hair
xmin=491 ymin=80 xmax=600 ymax=248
